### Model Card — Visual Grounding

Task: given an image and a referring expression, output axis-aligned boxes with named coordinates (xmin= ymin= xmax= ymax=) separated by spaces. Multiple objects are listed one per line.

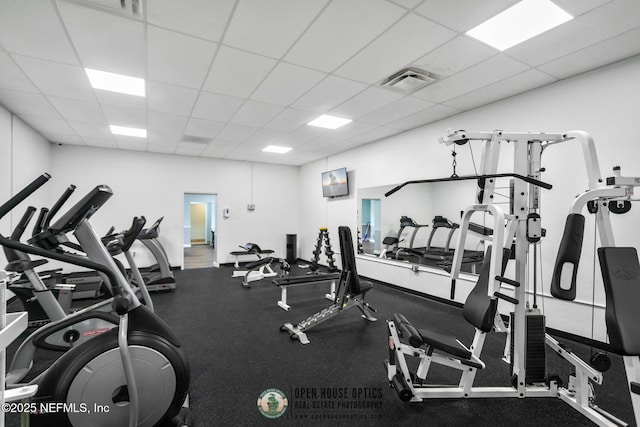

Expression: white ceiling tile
xmin=329 ymin=86 xmax=404 ymax=119
xmin=386 ymin=103 xmax=461 ymax=130
xmin=230 ymin=100 xmax=284 ymax=127
xmin=148 ymin=112 xmax=188 ymax=135
xmin=203 ymin=46 xmax=277 ymax=98
xmin=553 ymin=0 xmax=612 ymax=16
xmin=296 ymin=138 xmax=338 ymax=155
xmin=49 ymin=97 xmax=107 ymax=123
xmin=217 ymin=123 xmax=259 ymax=142
xmin=359 ymin=96 xmax=435 ymax=126
xmin=57 ymin=0 xmax=145 ymax=75
xmin=343 ymin=126 xmax=403 ymax=145
xmin=0 ymin=89 xmax=61 ymax=118
xmin=224 ymin=0 xmax=329 ymax=59
xmin=389 ymin=0 xmax=424 ymax=9
xmin=506 ymin=0 xmax=640 ymax=67
xmin=292 ymin=76 xmax=368 ymax=113
xmin=13 ymin=55 xmax=95 ymax=101
xmin=444 ymin=69 xmax=557 ymax=110
xmin=147 ymin=0 xmax=235 ymax=42
xmin=101 ymin=104 xmax=146 ymax=128
xmin=68 ymin=121 xmax=112 ymax=138
xmin=0 ymin=0 xmax=78 ymax=64
xmin=147 ymin=26 xmax=217 ymax=88
xmin=0 ymin=52 xmax=38 ymax=92
xmin=413 ymin=36 xmax=496 ymax=78
xmin=201 ymin=139 xmax=236 ymax=156
xmin=325 ymin=138 xmax=370 ymax=152
xmin=329 ymin=120 xmax=378 ymax=140
xmin=184 ymin=118 xmax=225 ymax=139
xmin=192 ymin=91 xmax=244 ymax=122
xmin=414 ymin=55 xmax=529 ymax=103
xmin=284 ymin=0 xmax=405 ymax=72
xmin=175 ymin=141 xmax=207 ymax=156
xmin=147 ymin=131 xmax=179 ymax=146
xmin=335 ymin=13 xmax=456 ymax=84
xmin=273 ymin=131 xmax=316 ymax=147
xmin=279 ymin=149 xmax=323 ymax=166
xmin=147 ymin=81 xmax=199 ymax=116
xmin=414 ymin=0 xmax=519 ymax=32
xmin=537 ymin=27 xmax=640 ymax=79
xmin=251 ymin=62 xmax=326 ymax=106
xmin=264 ymin=108 xmax=319 ymax=132
xmin=93 ymin=88 xmax=147 ymax=110
xmin=17 ymin=115 xmax=75 ymax=135
xmin=246 ymin=128 xmax=288 ymax=145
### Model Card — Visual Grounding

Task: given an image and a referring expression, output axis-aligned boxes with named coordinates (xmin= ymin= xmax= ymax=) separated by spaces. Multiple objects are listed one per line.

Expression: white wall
xmin=0 ymin=107 xmax=52 ymax=266
xmin=299 ymin=55 xmax=640 ymax=340
xmin=49 ymin=145 xmax=300 ymax=269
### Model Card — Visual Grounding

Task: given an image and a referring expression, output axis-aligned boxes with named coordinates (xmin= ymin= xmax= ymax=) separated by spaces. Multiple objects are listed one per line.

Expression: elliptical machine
xmin=0 ymin=174 xmax=190 ymax=427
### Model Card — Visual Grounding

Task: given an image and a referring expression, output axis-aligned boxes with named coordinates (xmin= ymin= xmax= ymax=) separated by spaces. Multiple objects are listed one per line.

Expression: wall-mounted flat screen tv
xmin=321 ymin=167 xmax=349 ymax=198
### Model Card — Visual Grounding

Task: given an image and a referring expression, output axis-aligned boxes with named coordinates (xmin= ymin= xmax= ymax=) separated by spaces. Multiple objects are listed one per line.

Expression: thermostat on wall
xmin=247 ymin=204 xmax=255 ymax=211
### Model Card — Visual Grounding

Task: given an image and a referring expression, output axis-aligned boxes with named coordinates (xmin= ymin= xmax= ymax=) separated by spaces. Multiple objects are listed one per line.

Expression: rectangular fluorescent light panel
xmin=466 ymin=0 xmax=573 ymax=51
xmin=110 ymin=125 xmax=147 ymax=138
xmin=307 ymin=114 xmax=352 ymax=130
xmin=85 ymin=68 xmax=146 ymax=97
xmin=262 ymin=145 xmax=292 ymax=154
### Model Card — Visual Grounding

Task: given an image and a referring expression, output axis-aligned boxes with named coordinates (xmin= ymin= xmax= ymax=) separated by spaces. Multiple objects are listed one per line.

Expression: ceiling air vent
xmin=180 ymin=135 xmax=213 ymax=145
xmin=379 ymin=67 xmax=437 ymax=94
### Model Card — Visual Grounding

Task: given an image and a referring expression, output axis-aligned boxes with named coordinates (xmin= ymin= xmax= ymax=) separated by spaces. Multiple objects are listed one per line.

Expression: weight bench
xmin=280 ymin=226 xmax=377 ymax=344
xmin=239 ymin=257 xmax=288 ymax=288
xmin=386 ymin=245 xmax=514 ymax=401
xmin=272 ymin=272 xmax=341 ymax=311
xmin=230 ymin=242 xmax=274 ymax=270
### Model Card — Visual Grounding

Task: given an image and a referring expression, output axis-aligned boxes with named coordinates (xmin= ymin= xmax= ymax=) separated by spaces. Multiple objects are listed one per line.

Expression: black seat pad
xmin=417 ymin=328 xmax=471 ymax=360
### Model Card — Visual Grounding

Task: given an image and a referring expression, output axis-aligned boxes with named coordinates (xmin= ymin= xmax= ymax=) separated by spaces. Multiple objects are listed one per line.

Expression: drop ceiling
xmin=0 ymin=0 xmax=639 ymax=166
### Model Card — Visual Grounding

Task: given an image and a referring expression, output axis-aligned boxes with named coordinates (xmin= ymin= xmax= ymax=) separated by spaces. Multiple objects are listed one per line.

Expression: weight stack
xmin=510 ymin=309 xmax=547 ymax=384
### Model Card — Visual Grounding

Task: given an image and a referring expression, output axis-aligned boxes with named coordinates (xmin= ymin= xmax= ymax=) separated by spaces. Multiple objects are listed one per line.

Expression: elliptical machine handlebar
xmin=0 ymin=173 xmax=50 ymax=220
xmin=12 ymin=206 xmax=37 ymax=241
xmin=31 ymin=207 xmax=49 ymax=237
xmin=0 ymin=174 xmax=125 ymax=298
xmin=43 ymin=184 xmax=76 ymax=229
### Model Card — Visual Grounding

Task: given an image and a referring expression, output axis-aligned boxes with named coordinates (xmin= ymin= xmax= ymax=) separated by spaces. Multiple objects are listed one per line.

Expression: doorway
xmin=183 ymin=193 xmax=217 ymax=269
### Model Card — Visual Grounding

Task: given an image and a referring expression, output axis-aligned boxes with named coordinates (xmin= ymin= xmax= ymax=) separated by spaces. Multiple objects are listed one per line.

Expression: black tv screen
xmin=322 ymin=167 xmax=349 ymax=197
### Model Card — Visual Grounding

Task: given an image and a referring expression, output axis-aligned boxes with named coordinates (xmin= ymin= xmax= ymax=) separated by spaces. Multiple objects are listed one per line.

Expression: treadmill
xmin=134 ymin=217 xmax=176 ymax=291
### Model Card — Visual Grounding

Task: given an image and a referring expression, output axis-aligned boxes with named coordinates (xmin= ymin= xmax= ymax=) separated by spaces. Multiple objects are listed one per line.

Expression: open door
xmin=183 ymin=193 xmax=217 ymax=269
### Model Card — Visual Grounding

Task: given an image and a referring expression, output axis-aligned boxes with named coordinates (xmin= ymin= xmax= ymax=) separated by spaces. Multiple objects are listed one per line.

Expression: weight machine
xmin=385 ymin=129 xmax=640 ymax=426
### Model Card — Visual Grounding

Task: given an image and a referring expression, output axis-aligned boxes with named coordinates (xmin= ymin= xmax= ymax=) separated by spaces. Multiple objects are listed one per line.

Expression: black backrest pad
xmin=463 ymin=246 xmax=509 ymax=332
xmin=551 ymin=214 xmax=585 ymax=301
xmin=338 ymin=226 xmax=361 ymax=294
xmin=598 ymin=247 xmax=640 ymax=356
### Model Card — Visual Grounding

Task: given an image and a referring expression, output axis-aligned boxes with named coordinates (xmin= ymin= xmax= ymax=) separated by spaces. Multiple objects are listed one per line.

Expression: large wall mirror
xmin=357 ymin=179 xmax=501 ymax=275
